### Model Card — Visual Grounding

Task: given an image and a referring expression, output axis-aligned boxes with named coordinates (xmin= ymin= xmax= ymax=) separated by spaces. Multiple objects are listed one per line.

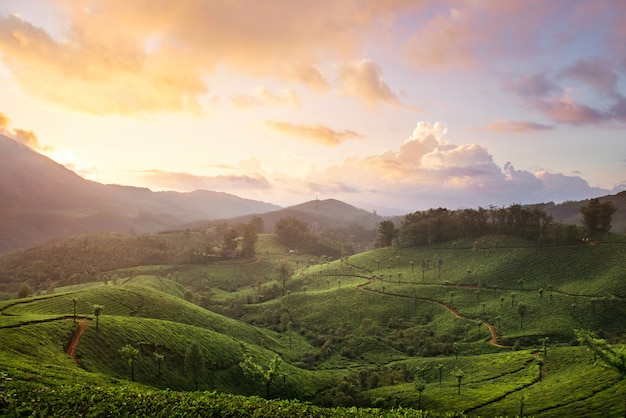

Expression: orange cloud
xmin=0 ymin=2 xmax=418 ymax=114
xmin=0 ymin=112 xmax=9 ymax=129
xmin=266 ymin=121 xmax=363 ymax=146
xmin=337 ymin=59 xmax=406 ymax=108
xmin=0 ymin=111 xmax=51 ymax=151
xmin=230 ymin=87 xmax=300 ymax=109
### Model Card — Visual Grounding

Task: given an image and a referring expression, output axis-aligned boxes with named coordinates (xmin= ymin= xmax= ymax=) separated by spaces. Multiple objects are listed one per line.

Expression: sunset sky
xmin=0 ymin=1 xmax=624 ymax=214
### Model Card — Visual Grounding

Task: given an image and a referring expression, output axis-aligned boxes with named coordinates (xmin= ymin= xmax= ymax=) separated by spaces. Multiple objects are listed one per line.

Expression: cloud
xmin=0 ymin=112 xmax=9 ymax=129
xmin=483 ymin=119 xmax=553 ymax=133
xmin=266 ymin=121 xmax=363 ymax=146
xmin=12 ymin=128 xmax=42 ymax=149
xmin=502 ymin=72 xmax=562 ymax=99
xmin=230 ymin=87 xmax=300 ymax=109
xmin=559 ymin=56 xmax=618 ymax=95
xmin=0 ymin=2 xmax=417 ymax=114
xmin=337 ymin=59 xmax=407 ymax=108
xmin=139 ymin=170 xmax=272 ymax=191
xmin=0 ymin=111 xmax=51 ymax=151
xmin=502 ymin=71 xmax=626 ymax=125
xmin=297 ymin=121 xmax=610 ymax=210
xmin=534 ymin=94 xmax=608 ymax=125
xmin=401 ymin=1 xmax=567 ymax=70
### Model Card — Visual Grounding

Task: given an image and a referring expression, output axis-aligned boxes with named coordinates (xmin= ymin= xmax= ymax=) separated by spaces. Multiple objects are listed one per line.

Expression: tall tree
xmin=185 ymin=341 xmax=206 ymax=390
xmin=239 ymin=353 xmax=283 ymax=398
xmin=241 ymin=221 xmax=259 ymax=258
xmin=92 ymin=304 xmax=104 ymax=331
xmin=575 ymin=329 xmax=626 ymax=378
xmin=222 ymin=229 xmax=239 ymax=257
xmin=153 ymin=351 xmax=165 ymax=381
xmin=70 ymin=297 xmax=79 ymax=324
xmin=452 ymin=367 xmax=465 ymax=395
xmin=17 ymin=282 xmax=33 ymax=299
xmin=275 ymin=217 xmax=309 ymax=249
xmin=414 ymin=376 xmax=426 ymax=409
xmin=119 ymin=344 xmax=140 ymax=382
xmin=518 ymin=303 xmax=528 ymax=329
xmin=374 ymin=220 xmax=397 ymax=248
xmin=581 ymin=198 xmax=617 ymax=237
xmin=276 ymin=259 xmax=293 ymax=297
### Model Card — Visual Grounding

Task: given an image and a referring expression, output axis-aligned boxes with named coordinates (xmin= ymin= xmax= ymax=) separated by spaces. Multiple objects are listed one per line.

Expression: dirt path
xmin=358 ymin=276 xmax=509 ymax=348
xmin=66 ymin=319 xmax=89 ymax=365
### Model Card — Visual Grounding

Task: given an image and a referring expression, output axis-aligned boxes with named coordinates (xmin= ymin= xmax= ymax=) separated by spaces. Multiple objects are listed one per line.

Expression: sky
xmin=0 ymin=0 xmax=625 ymax=214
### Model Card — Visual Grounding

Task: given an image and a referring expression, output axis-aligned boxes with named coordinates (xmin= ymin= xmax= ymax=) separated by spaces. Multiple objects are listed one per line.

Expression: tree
xmin=539 ymin=336 xmax=550 ymax=357
xmin=276 ymin=259 xmax=293 ymax=297
xmin=31 ymin=260 xmax=45 ymax=288
xmin=535 ymin=356 xmax=545 ymax=382
xmin=153 ymin=351 xmax=165 ymax=381
xmin=518 ymin=303 xmax=528 ymax=329
xmin=374 ymin=220 xmax=397 ymax=248
xmin=250 ymin=216 xmax=265 ymax=234
xmin=119 ymin=344 xmax=140 ymax=381
xmin=436 ymin=364 xmax=444 ymax=385
xmin=222 ymin=229 xmax=239 ymax=256
xmin=70 ymin=297 xmax=79 ymax=324
xmin=185 ymin=341 xmax=206 ymax=390
xmin=581 ymin=198 xmax=617 ymax=237
xmin=275 ymin=217 xmax=309 ymax=249
xmin=239 ymin=353 xmax=283 ymax=398
xmin=452 ymin=367 xmax=465 ymax=395
xmin=414 ymin=376 xmax=426 ymax=409
xmin=17 ymin=282 xmax=33 ymax=299
xmin=598 ymin=201 xmax=618 ymax=237
xmin=575 ymin=329 xmax=626 ymax=378
xmin=92 ymin=304 xmax=104 ymax=331
xmin=241 ymin=221 xmax=259 ymax=258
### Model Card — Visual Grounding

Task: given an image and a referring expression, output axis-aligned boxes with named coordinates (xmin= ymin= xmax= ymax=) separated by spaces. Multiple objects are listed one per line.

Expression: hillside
xmin=0 ymin=134 xmax=280 ymax=254
xmin=1 ymin=234 xmax=626 ymax=416
xmin=532 ymin=191 xmax=626 ymax=233
xmin=181 ymin=198 xmax=383 ymax=233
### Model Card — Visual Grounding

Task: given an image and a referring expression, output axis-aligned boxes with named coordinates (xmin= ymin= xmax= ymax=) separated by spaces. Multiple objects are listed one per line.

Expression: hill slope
xmin=0 ymin=134 xmax=280 ymax=254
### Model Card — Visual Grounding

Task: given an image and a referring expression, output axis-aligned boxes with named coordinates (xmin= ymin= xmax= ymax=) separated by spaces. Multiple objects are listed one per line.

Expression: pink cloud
xmin=140 ymin=170 xmax=272 ymax=191
xmin=502 ymin=73 xmax=561 ymax=99
xmin=298 ymin=121 xmax=610 ymax=210
xmin=535 ymin=94 xmax=607 ymax=125
xmin=484 ymin=120 xmax=553 ymax=133
xmin=559 ymin=56 xmax=618 ymax=95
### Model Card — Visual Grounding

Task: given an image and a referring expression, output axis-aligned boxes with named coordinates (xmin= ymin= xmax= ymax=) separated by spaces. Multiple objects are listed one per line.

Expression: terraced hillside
xmin=1 ymin=233 xmax=626 ymax=416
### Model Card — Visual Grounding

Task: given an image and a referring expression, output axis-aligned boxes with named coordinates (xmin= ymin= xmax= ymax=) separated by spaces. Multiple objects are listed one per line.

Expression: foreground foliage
xmin=1 ymin=381 xmax=465 ymax=418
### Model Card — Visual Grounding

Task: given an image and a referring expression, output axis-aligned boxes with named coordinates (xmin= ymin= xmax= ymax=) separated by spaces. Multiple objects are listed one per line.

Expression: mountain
xmin=182 ymin=198 xmax=385 ymax=234
xmin=0 ymin=134 xmax=280 ymax=254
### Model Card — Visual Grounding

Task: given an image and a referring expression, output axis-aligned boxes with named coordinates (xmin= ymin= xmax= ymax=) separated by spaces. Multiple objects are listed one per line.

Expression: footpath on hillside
xmin=356 ymin=275 xmax=509 ymax=348
xmin=66 ymin=319 xmax=90 ymax=365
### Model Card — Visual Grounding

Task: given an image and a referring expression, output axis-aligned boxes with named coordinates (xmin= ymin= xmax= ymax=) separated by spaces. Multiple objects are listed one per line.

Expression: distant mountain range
xmin=1 ymin=133 xmax=624 ymax=254
xmin=0 ymin=134 xmax=280 ymax=254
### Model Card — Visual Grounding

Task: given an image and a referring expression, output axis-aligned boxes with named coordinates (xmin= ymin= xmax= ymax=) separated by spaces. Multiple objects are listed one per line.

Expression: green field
xmin=1 ymin=232 xmax=626 ymax=416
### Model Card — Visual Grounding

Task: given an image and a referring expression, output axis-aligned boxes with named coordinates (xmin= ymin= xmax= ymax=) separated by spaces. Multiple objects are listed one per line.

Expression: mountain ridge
xmin=0 ymin=134 xmax=280 ymax=253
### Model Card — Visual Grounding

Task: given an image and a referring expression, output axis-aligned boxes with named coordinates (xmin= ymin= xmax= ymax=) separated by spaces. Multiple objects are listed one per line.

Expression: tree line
xmin=375 ymin=200 xmax=618 ymax=248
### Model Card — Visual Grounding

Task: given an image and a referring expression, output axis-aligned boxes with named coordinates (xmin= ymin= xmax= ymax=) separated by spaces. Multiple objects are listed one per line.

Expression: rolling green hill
xmin=1 ymin=233 xmax=626 ymax=416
